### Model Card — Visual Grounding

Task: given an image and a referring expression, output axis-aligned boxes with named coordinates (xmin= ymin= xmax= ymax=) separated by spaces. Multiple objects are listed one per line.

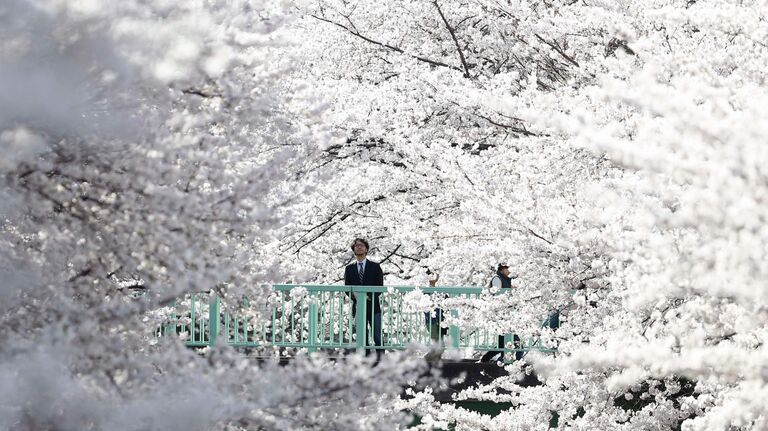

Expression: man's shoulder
xmin=367 ymin=260 xmax=381 ymax=268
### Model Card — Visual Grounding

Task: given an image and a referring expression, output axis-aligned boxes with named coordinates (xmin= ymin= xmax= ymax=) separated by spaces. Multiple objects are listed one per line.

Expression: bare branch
xmin=310 ymin=14 xmax=462 ymax=73
xmin=534 ymin=34 xmax=580 ymax=67
xmin=525 ymin=226 xmax=554 ymax=245
xmin=181 ymin=88 xmax=222 ymax=98
xmin=379 ymin=244 xmax=402 ymax=264
xmin=433 ymin=1 xmax=472 ymax=78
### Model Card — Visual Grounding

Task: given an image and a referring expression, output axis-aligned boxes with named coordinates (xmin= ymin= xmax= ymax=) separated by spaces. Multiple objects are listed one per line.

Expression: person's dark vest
xmin=489 ymin=271 xmax=512 ymax=289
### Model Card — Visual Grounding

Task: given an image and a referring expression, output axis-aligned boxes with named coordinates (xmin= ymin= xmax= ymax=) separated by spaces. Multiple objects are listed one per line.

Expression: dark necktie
xmin=358 ymin=262 xmax=364 ymax=283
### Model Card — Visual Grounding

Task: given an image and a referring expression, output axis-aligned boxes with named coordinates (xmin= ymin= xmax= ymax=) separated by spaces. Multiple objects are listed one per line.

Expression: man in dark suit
xmin=344 ymin=238 xmax=384 ymax=359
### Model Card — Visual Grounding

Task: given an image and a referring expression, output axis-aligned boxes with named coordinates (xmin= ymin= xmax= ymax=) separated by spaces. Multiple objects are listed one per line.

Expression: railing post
xmin=308 ymin=294 xmax=318 ymax=353
xmin=355 ymin=288 xmax=366 ymax=354
xmin=449 ymin=309 xmax=460 ymax=349
xmin=163 ymin=299 xmax=176 ymax=337
xmin=190 ymin=294 xmax=197 ymax=344
xmin=504 ymin=333 xmax=512 ymax=359
xmin=208 ymin=294 xmax=220 ymax=347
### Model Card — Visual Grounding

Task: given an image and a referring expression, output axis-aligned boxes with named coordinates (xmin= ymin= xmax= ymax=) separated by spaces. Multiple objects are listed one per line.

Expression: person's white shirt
xmin=355 ymin=258 xmax=367 ymax=275
xmin=491 ymin=276 xmax=502 ymax=290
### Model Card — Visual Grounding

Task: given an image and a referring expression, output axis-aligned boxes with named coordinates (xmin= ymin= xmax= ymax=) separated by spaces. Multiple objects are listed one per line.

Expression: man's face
xmin=500 ymin=267 xmax=510 ymax=277
xmin=353 ymin=241 xmax=368 ymax=257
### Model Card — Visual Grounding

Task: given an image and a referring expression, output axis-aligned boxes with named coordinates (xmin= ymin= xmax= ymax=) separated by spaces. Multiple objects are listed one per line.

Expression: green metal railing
xmin=161 ymin=285 xmax=560 ymax=357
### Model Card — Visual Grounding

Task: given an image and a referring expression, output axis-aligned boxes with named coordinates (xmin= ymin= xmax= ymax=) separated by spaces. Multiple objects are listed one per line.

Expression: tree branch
xmin=310 ymin=14 xmax=462 ymax=73
xmin=525 ymin=226 xmax=553 ymax=245
xmin=181 ymin=88 xmax=222 ymax=98
xmin=433 ymin=1 xmax=472 ymax=78
xmin=534 ymin=34 xmax=580 ymax=67
xmin=379 ymin=244 xmax=402 ymax=264
xmin=447 ymin=100 xmax=537 ymax=137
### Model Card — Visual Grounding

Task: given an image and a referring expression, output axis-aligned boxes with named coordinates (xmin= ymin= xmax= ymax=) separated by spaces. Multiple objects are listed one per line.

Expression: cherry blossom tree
xmin=287 ymin=0 xmax=768 ymax=429
xmin=4 ymin=0 xmax=766 ymax=429
xmin=541 ymin=1 xmax=768 ymax=429
xmin=0 ymin=1 xmax=427 ymax=430
xmin=280 ymin=0 xmax=614 ymax=325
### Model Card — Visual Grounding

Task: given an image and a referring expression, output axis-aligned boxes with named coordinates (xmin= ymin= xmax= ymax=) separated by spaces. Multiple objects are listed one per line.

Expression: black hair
xmin=350 ymin=238 xmax=370 ymax=252
xmin=497 ymin=264 xmax=509 ymax=271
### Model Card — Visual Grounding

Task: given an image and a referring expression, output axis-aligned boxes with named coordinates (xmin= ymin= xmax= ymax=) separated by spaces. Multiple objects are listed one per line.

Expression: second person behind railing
xmin=479 ymin=263 xmax=522 ymax=363
xmin=344 ymin=238 xmax=383 ymax=361
xmin=424 ymin=270 xmax=448 ymax=362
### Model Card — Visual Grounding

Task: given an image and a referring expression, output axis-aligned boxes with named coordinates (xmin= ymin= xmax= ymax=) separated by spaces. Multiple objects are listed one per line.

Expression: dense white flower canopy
xmin=1 ymin=0 xmax=766 ymax=430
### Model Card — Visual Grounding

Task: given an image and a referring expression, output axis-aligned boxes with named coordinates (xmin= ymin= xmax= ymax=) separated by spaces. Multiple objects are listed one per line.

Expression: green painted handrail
xmin=161 ymin=285 xmax=560 ymax=358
